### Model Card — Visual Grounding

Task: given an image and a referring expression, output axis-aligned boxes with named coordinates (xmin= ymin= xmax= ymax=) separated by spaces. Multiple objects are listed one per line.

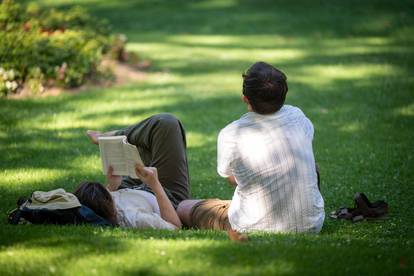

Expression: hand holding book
xmin=105 ymin=166 xmax=122 ymax=191
xmin=135 ymin=164 xmax=159 ymax=189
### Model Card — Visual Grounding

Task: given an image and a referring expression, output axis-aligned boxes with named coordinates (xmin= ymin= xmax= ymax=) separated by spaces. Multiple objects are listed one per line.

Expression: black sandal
xmin=330 ymin=193 xmax=388 ymax=222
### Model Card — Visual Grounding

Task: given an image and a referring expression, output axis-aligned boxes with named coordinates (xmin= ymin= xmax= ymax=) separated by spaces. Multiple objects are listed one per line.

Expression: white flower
xmin=7 ymin=70 xmax=15 ymax=80
xmin=5 ymin=81 xmax=18 ymax=91
xmin=5 ymin=81 xmax=13 ymax=90
xmin=119 ymin=34 xmax=127 ymax=42
xmin=11 ymin=81 xmax=18 ymax=90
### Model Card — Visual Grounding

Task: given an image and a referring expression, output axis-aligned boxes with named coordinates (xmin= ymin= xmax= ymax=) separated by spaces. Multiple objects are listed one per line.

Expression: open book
xmin=98 ymin=135 xmax=144 ymax=179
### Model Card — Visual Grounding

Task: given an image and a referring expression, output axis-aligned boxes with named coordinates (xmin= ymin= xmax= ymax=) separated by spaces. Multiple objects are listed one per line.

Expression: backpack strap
xmin=7 ymin=209 xmax=23 ymax=225
xmin=7 ymin=197 xmax=30 ymax=225
xmin=77 ymin=205 xmax=117 ymax=226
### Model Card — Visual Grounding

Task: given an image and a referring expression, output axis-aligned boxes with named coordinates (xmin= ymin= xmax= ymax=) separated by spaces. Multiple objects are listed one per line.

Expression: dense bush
xmin=0 ymin=0 xmax=115 ymax=95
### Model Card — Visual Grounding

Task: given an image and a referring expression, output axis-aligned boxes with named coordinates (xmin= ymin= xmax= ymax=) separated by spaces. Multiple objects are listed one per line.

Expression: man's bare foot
xmin=86 ymin=130 xmax=102 ymax=145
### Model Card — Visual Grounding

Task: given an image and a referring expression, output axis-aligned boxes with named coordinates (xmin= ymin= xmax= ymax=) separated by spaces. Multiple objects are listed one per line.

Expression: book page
xmin=123 ymin=141 xmax=144 ymax=179
xmin=98 ymin=136 xmax=128 ymax=176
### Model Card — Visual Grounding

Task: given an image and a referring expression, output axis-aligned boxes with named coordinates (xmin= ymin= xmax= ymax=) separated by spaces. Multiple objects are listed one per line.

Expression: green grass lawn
xmin=1 ymin=0 xmax=414 ymax=275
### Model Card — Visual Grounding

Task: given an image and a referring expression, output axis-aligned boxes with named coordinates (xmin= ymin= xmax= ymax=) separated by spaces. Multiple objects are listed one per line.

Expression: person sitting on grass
xmin=81 ymin=113 xmax=191 ymax=229
xmin=177 ymin=61 xmax=325 ymax=233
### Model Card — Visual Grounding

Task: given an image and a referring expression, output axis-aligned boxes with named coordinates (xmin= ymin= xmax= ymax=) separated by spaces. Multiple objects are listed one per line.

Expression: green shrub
xmin=26 ymin=67 xmax=45 ymax=95
xmin=0 ymin=0 xmax=23 ymax=31
xmin=0 ymin=0 xmax=115 ymax=95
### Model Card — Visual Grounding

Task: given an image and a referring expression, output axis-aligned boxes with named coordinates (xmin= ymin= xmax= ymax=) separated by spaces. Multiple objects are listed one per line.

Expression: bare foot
xmin=86 ymin=130 xmax=102 ymax=145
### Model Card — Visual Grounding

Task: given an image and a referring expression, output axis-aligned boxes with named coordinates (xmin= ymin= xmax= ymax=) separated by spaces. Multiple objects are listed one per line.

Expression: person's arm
xmin=105 ymin=166 xmax=122 ymax=191
xmin=217 ymin=129 xmax=237 ymax=185
xmin=227 ymin=175 xmax=237 ymax=187
xmin=135 ymin=164 xmax=182 ymax=229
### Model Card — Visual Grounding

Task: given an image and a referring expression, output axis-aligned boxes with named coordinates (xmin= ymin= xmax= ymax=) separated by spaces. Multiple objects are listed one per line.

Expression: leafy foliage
xmin=0 ymin=0 xmax=112 ymax=95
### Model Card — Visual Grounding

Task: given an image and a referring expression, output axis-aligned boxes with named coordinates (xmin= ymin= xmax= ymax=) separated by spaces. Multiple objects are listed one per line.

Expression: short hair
xmin=73 ymin=181 xmax=118 ymax=224
xmin=242 ymin=62 xmax=288 ymax=114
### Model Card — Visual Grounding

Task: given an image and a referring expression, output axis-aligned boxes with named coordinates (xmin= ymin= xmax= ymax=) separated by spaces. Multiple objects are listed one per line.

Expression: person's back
xmin=218 ymin=105 xmax=324 ymax=232
xmin=217 ymin=62 xmax=324 ymax=233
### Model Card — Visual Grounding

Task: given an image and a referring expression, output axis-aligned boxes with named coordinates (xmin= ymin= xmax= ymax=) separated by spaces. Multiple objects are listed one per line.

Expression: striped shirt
xmin=217 ymin=105 xmax=325 ymax=233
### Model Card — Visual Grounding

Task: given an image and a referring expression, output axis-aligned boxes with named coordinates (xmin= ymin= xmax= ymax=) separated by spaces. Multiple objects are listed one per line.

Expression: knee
xmin=154 ymin=113 xmax=181 ymax=128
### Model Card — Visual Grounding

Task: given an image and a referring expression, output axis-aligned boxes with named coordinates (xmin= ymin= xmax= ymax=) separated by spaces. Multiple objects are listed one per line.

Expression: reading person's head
xmin=74 ymin=181 xmax=117 ymax=224
xmin=242 ymin=61 xmax=288 ymax=114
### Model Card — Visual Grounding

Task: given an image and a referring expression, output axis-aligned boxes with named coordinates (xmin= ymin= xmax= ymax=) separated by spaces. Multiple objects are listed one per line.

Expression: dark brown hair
xmin=73 ymin=181 xmax=117 ymax=224
xmin=242 ymin=61 xmax=288 ymax=114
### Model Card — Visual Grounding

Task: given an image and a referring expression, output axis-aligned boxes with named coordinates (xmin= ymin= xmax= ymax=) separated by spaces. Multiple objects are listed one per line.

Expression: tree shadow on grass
xmin=0 ymin=224 xmax=412 ymax=275
xmin=28 ymin=0 xmax=414 ymax=39
xmin=172 ymin=233 xmax=412 ymax=275
xmin=0 ymin=226 xmax=234 ymax=275
xmin=0 ymin=224 xmax=127 ymax=275
xmin=142 ymin=48 xmax=413 ymax=78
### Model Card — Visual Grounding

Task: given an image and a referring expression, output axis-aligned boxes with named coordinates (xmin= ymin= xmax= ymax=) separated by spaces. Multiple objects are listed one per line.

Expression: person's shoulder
xmin=219 ymin=116 xmax=244 ymax=137
xmin=280 ymin=105 xmax=309 ymax=119
xmin=109 ymin=190 xmax=120 ymax=199
xmin=282 ymin=104 xmax=304 ymax=114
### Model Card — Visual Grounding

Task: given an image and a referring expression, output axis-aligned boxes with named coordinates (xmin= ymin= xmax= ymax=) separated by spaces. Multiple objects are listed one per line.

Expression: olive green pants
xmin=115 ymin=113 xmax=190 ymax=208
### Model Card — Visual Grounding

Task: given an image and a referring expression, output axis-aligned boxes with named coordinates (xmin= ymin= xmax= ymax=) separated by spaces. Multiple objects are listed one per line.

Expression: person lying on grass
xmin=82 ymin=113 xmax=191 ymax=229
xmin=177 ymin=61 xmax=325 ymax=233
xmin=74 ymin=165 xmax=182 ymax=229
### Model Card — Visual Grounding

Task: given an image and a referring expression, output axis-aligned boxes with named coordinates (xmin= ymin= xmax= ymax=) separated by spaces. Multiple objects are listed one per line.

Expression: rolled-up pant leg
xmin=115 ymin=113 xmax=190 ymax=208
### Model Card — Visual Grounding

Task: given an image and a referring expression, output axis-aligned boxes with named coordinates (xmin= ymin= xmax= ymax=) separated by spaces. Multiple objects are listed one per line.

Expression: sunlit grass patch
xmin=0 ymin=169 xmax=67 ymax=188
xmin=394 ymin=103 xmax=414 ymax=117
xmin=293 ymin=64 xmax=403 ymax=87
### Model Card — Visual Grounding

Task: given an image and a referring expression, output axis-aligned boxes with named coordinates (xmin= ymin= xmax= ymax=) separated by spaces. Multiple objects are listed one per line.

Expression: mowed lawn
xmin=1 ymin=0 xmax=413 ymax=275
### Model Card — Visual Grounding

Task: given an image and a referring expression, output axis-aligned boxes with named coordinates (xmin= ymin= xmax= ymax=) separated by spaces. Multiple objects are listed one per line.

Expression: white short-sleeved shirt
xmin=110 ymin=189 xmax=176 ymax=230
xmin=217 ymin=105 xmax=325 ymax=233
